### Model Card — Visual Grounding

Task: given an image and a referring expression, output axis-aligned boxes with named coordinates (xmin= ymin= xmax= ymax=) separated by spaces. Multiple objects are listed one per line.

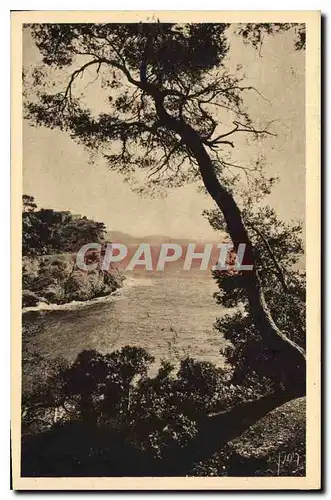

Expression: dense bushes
xmin=21 ymin=198 xmax=306 ymax=476
xmin=206 ymin=206 xmax=306 ymax=394
xmin=21 ymin=346 xmax=235 ymax=475
xmin=21 ymin=345 xmax=305 ymax=477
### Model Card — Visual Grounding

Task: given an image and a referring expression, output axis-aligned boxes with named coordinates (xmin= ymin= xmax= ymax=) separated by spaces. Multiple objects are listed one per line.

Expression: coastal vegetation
xmin=22 ymin=22 xmax=306 ymax=477
xmin=22 ymin=195 xmax=123 ymax=307
xmin=21 ymin=201 xmax=305 ymax=476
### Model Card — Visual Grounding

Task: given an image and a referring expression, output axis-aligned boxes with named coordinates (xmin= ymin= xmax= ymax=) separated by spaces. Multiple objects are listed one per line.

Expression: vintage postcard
xmin=11 ymin=11 xmax=321 ymax=490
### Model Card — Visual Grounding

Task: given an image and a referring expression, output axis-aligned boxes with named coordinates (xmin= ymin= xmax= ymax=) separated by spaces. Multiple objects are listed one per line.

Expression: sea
xmin=23 ymin=270 xmax=227 ymax=372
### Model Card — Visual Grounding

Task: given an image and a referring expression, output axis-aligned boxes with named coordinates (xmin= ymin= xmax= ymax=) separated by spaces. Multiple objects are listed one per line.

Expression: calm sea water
xmin=23 ymin=272 xmax=226 ymax=369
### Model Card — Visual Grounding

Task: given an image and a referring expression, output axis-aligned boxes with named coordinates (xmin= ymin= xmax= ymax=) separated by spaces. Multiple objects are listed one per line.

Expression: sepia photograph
xmin=11 ymin=10 xmax=320 ymax=490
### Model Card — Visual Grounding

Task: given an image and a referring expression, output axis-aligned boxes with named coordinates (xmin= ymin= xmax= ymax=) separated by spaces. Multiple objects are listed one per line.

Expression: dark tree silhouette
xmin=22 ymin=195 xmax=107 ymax=255
xmin=25 ymin=23 xmax=305 ymax=403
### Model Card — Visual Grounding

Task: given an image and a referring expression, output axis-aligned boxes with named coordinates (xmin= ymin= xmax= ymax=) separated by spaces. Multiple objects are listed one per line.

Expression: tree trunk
xmin=201 ymin=148 xmax=304 ymax=370
xmin=163 ymin=391 xmax=301 ymax=474
xmin=191 ymin=133 xmax=305 ymax=393
xmin=195 ymin=390 xmax=299 ymax=458
xmin=154 ymin=99 xmax=306 ymax=394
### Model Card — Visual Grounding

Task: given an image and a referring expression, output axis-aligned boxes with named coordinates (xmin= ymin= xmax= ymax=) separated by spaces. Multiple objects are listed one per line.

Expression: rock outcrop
xmin=22 ymin=255 xmax=123 ymax=307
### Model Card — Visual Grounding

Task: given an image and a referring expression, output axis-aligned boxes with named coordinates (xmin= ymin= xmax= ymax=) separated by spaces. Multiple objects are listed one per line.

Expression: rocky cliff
xmin=22 ymin=255 xmax=124 ymax=307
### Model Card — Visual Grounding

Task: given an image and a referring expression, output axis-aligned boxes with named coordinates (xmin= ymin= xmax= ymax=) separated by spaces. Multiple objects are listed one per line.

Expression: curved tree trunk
xmin=185 ymin=130 xmax=306 ymax=393
xmin=151 ymin=94 xmax=306 ymax=395
xmin=193 ymin=390 xmax=299 ymax=461
xmin=171 ymin=392 xmax=295 ymax=473
xmin=162 ymin=391 xmax=301 ymax=475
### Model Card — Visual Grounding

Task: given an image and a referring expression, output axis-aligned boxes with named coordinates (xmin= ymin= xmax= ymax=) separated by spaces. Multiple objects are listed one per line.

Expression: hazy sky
xmin=23 ymin=26 xmax=305 ymax=239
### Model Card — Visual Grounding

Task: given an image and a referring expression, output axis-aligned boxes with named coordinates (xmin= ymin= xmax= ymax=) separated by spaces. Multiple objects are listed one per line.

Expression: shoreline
xmin=21 ymin=278 xmax=140 ymax=315
xmin=21 ymin=273 xmax=213 ymax=315
xmin=22 ymin=289 xmax=123 ymax=314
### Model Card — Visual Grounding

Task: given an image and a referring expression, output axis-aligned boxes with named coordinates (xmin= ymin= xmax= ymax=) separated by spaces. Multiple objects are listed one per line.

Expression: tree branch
xmin=249 ymin=224 xmax=289 ymax=294
xmin=207 ymin=120 xmax=276 ymax=149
